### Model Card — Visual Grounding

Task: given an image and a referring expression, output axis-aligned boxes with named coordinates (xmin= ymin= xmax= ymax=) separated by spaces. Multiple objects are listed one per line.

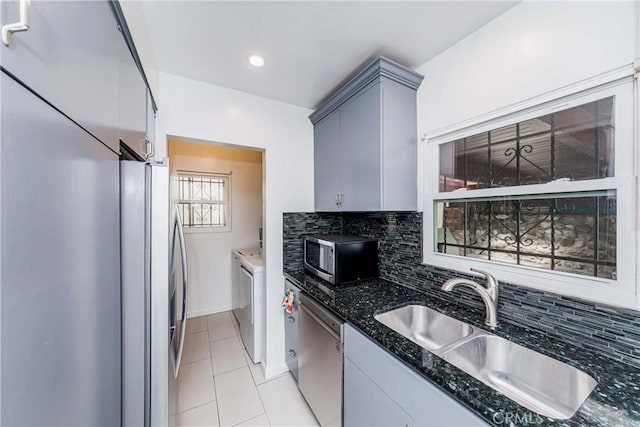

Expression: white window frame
xmin=422 ymin=76 xmax=639 ymax=310
xmin=178 ymin=171 xmax=232 ymax=233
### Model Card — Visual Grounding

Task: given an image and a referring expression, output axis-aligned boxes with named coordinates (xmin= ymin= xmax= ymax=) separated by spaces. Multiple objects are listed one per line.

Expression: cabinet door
xmin=146 ymin=89 xmax=156 ymax=156
xmin=380 ymin=79 xmax=418 ymax=210
xmin=344 ymin=325 xmax=487 ymax=426
xmin=1 ymin=0 xmax=121 ymax=151
xmin=284 ymin=280 xmax=301 ymax=380
xmin=118 ymin=35 xmax=148 ymax=159
xmin=339 ymin=83 xmax=382 ymax=211
xmin=1 ymin=72 xmax=121 ymax=425
xmin=284 ymin=311 xmax=299 ymax=379
xmin=313 ymin=111 xmax=342 ymax=212
xmin=344 ymin=358 xmax=414 ymax=427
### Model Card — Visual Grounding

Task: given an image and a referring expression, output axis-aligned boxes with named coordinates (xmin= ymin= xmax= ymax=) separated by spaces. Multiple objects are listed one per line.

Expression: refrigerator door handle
xmin=173 ymin=208 xmax=189 ymax=378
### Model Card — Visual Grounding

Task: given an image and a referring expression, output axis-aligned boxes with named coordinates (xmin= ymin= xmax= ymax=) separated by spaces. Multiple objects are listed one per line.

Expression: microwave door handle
xmin=174 ymin=209 xmax=189 ymax=378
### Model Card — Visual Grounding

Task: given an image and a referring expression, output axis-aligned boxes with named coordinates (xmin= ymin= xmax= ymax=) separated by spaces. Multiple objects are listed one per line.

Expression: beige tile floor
xmin=177 ymin=311 xmax=319 ymax=427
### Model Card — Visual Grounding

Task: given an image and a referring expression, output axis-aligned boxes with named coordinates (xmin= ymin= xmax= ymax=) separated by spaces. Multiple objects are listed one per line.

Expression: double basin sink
xmin=374 ymin=305 xmax=598 ymax=420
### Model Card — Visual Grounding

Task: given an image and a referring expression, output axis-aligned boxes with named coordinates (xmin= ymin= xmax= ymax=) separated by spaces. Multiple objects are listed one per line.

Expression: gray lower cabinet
xmin=344 ymin=358 xmax=414 ymax=427
xmin=343 ymin=324 xmax=487 ymax=427
xmin=310 ymin=57 xmax=424 ymax=212
xmin=284 ymin=279 xmax=301 ymax=380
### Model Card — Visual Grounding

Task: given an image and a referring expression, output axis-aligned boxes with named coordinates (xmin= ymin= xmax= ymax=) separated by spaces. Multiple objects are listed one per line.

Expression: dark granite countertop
xmin=284 ymin=270 xmax=640 ymax=427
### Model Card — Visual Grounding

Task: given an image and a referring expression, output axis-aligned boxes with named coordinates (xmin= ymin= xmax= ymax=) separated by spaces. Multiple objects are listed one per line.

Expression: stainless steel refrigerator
xmin=1 ymin=1 xmax=173 ymax=424
xmin=121 ymin=159 xmax=189 ymax=427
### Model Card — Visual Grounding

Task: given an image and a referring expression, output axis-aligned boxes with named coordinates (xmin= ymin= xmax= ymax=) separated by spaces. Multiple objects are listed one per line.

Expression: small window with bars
xmin=178 ymin=172 xmax=231 ymax=231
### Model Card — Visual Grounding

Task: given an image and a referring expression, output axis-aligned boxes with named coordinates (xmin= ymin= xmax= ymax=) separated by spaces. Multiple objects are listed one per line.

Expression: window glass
xmin=439 ymin=97 xmax=615 ymax=192
xmin=178 ymin=173 xmax=230 ymax=229
xmin=435 ymin=191 xmax=616 ymax=279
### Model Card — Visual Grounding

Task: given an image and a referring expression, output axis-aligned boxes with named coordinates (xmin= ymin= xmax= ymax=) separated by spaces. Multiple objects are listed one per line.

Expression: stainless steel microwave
xmin=303 ymin=235 xmax=378 ymax=285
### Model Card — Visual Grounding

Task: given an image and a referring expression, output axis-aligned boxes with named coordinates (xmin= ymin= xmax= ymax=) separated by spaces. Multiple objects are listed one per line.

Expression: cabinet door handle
xmin=336 ymin=193 xmax=340 ymax=206
xmin=288 ymin=350 xmax=296 ymax=358
xmin=287 ymin=316 xmax=295 ymax=323
xmin=340 ymin=193 xmax=344 ymax=206
xmin=144 ymin=137 xmax=154 ymax=160
xmin=2 ymin=0 xmax=30 ymax=47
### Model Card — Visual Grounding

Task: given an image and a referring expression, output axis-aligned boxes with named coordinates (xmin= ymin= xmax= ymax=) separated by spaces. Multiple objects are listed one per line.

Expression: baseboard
xmin=264 ymin=362 xmax=289 ymax=380
xmin=187 ymin=306 xmax=231 ymax=319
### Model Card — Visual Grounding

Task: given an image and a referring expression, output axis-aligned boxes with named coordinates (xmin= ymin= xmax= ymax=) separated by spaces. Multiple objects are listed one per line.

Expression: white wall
xmin=414 ymin=1 xmax=639 ymax=306
xmin=168 ymin=140 xmax=263 ymax=318
xmin=155 ymin=72 xmax=314 ymax=377
xmin=416 ymin=1 xmax=638 ymax=136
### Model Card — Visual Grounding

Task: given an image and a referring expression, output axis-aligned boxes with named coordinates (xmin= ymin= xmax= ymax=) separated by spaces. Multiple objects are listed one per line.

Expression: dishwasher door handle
xmin=300 ymin=302 xmax=340 ymax=342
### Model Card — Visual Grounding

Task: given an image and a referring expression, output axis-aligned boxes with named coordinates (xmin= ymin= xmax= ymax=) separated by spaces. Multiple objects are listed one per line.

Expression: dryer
xmin=231 ymin=248 xmax=264 ymax=363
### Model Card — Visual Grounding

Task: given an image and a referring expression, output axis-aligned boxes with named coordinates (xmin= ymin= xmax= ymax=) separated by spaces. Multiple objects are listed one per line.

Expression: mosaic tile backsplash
xmin=283 ymin=211 xmax=640 ymax=369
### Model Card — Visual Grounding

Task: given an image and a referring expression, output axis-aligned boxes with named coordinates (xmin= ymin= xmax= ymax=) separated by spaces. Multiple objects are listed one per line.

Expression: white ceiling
xmin=141 ymin=1 xmax=517 ymax=109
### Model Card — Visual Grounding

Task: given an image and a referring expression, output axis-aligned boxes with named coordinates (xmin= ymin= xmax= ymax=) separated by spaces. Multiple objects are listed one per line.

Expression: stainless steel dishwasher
xmin=298 ymin=293 xmax=344 ymax=427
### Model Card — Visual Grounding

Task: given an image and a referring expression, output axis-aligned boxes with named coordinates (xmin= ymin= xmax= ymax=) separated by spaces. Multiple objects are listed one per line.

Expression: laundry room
xmin=167 ymin=137 xmax=264 ymax=318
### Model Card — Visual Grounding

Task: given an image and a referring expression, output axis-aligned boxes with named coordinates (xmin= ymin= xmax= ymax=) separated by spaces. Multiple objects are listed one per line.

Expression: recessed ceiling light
xmin=248 ymin=55 xmax=265 ymax=67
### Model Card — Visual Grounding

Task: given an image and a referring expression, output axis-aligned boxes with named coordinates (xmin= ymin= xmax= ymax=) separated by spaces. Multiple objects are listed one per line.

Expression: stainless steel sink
xmin=442 ymin=334 xmax=598 ymax=419
xmin=374 ymin=305 xmax=474 ymax=351
xmin=374 ymin=304 xmax=598 ymax=419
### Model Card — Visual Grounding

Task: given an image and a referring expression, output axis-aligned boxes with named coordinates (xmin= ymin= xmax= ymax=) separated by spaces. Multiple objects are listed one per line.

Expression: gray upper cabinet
xmin=118 ymin=32 xmax=148 ymax=159
xmin=310 ymin=57 xmax=423 ymax=212
xmin=339 ymin=82 xmax=382 ymax=211
xmin=0 ymin=0 xmax=121 ymax=152
xmin=146 ymin=89 xmax=156 ymax=154
xmin=313 ymin=111 xmax=341 ymax=211
xmin=1 ymin=1 xmax=155 ymax=157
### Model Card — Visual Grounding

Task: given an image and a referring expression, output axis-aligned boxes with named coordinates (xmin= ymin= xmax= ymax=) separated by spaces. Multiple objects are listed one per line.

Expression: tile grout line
xmin=180 ymin=330 xmax=212 ymax=367
xmin=252 ymin=378 xmax=272 ymax=427
xmin=213 ymin=362 xmax=251 ymax=379
xmin=191 ymin=312 xmax=281 ymax=426
xmin=207 ymin=328 xmax=222 ymax=427
xmin=210 ymin=336 xmax=247 ymax=377
xmin=214 ymin=364 xmax=266 ymax=427
xmin=231 ymin=412 xmax=269 ymax=427
xmin=232 ymin=412 xmax=270 ymax=427
xmin=238 ymin=377 xmax=268 ymax=427
xmin=176 ymin=397 xmax=217 ymax=417
xmin=208 ymin=332 xmax=241 ymax=344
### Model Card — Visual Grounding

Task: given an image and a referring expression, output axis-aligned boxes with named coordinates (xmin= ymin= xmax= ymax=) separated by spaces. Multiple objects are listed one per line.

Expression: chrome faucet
xmin=442 ymin=268 xmax=499 ymax=329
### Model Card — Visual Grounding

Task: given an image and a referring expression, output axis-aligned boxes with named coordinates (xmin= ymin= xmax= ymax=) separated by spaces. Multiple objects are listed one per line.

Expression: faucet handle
xmin=469 ymin=268 xmax=499 ymax=291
